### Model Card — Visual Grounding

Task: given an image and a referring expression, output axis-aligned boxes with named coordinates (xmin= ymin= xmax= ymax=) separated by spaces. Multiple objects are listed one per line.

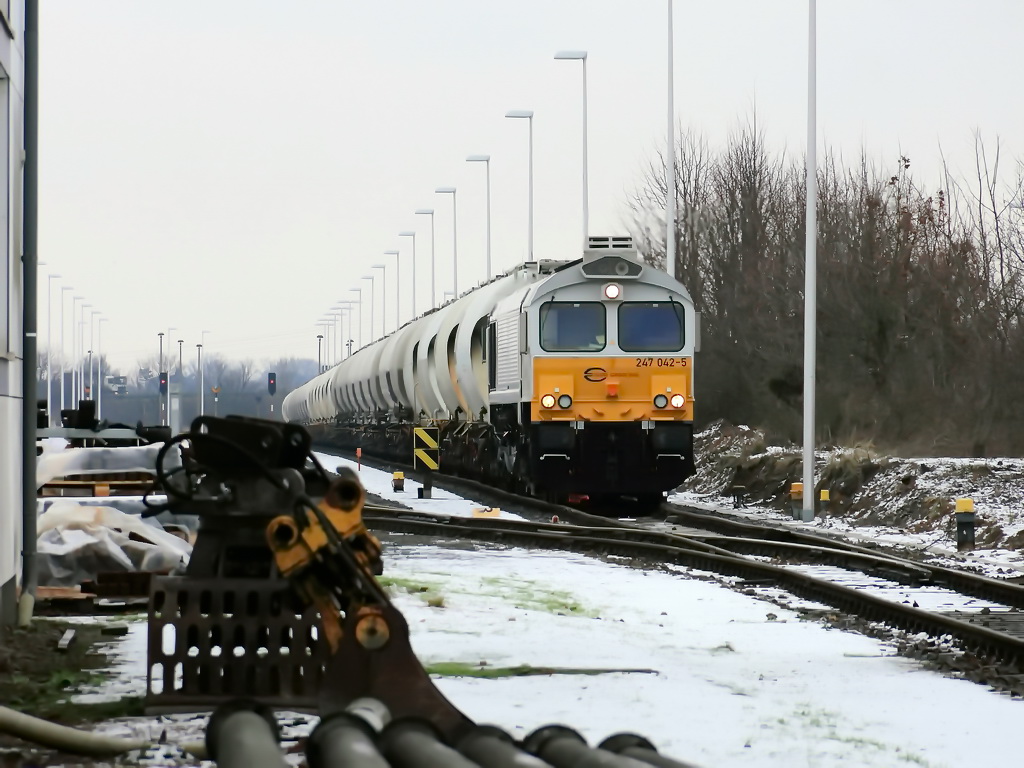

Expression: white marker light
xmin=541 ymin=394 xmax=556 ymax=408
xmin=603 ymin=283 xmax=621 ymax=300
xmin=670 ymin=393 xmax=685 ymax=408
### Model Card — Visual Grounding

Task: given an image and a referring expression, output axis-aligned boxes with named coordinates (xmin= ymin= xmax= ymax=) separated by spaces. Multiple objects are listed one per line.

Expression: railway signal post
xmin=414 ymin=426 xmax=440 ymax=499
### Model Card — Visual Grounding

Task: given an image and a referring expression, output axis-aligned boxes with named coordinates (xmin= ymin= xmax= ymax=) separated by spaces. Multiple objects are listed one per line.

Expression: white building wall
xmin=0 ymin=0 xmax=26 ymax=627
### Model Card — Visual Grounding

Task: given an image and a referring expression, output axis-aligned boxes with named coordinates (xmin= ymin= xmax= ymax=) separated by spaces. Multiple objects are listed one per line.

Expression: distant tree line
xmin=630 ymin=122 xmax=1024 ymax=456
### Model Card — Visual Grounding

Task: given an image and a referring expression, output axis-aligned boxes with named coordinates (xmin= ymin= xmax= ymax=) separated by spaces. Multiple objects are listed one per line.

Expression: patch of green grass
xmin=478 ymin=576 xmax=593 ymax=616
xmin=426 ymin=662 xmax=657 ymax=679
xmin=0 ymin=622 xmax=141 ymax=724
xmin=377 ymin=575 xmax=435 ymax=593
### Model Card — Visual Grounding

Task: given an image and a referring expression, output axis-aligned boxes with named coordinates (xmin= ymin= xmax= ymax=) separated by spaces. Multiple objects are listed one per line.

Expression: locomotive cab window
xmin=618 ymin=302 xmax=686 ymax=352
xmin=539 ymin=302 xmax=606 ymax=352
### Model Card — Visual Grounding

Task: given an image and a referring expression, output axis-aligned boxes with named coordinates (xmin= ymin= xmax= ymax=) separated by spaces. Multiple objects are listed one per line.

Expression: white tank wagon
xmin=283 ymin=237 xmax=698 ymax=504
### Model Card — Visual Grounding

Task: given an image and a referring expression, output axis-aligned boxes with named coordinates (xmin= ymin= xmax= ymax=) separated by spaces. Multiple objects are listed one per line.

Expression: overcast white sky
xmin=36 ymin=1 xmax=1023 ymax=374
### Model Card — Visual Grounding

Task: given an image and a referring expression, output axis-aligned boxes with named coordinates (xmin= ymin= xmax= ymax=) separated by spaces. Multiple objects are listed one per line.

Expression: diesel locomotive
xmin=282 ymin=237 xmax=698 ymax=503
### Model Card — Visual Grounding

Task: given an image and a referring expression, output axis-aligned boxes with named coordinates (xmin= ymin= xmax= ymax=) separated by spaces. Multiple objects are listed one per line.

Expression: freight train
xmin=282 ymin=237 xmax=697 ymax=505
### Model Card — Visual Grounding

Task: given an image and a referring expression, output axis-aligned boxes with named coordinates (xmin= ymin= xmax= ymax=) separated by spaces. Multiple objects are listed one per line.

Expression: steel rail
xmin=664 ymin=503 xmax=1024 ymax=610
xmin=335 ymin=445 xmax=1024 ymax=610
xmin=365 ymin=512 xmax=1024 ymax=667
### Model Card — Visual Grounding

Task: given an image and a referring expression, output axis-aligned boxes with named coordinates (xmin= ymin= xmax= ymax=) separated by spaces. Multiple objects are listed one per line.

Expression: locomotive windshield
xmin=618 ymin=302 xmax=686 ymax=352
xmin=539 ymin=302 xmax=606 ymax=352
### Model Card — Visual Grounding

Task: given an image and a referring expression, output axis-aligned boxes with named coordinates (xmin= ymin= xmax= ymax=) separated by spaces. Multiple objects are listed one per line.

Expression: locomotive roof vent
xmin=587 ymin=235 xmax=633 ymax=250
xmin=582 ymin=235 xmax=643 ymax=279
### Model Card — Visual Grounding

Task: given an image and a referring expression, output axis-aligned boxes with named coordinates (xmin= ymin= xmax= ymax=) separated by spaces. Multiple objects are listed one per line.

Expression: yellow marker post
xmin=413 ymin=426 xmax=440 ymax=499
xmin=392 ymin=472 xmax=405 ymax=492
xmin=790 ymin=482 xmax=803 ymax=520
xmin=472 ymin=507 xmax=501 ymax=518
xmin=955 ymin=497 xmax=976 ymax=552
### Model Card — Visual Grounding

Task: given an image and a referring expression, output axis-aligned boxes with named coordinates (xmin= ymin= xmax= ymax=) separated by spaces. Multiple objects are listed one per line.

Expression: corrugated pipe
xmin=306 ymin=698 xmax=392 ymax=768
xmin=205 ymin=699 xmax=287 ymax=768
xmin=0 ymin=705 xmax=149 ymax=758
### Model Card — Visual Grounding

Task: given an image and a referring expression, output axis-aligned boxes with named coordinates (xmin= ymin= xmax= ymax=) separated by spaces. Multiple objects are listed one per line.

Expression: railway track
xmin=328 ymin=450 xmax=1024 ymax=693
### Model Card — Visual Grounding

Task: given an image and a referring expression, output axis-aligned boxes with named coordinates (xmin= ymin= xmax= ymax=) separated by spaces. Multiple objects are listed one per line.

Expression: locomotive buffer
xmin=414 ymin=426 xmax=440 ymax=499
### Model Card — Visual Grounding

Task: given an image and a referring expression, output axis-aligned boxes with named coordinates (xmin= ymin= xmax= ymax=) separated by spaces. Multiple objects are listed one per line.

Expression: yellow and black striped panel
xmin=532 ymin=356 xmax=693 ymax=422
xmin=413 ymin=426 xmax=440 ymax=470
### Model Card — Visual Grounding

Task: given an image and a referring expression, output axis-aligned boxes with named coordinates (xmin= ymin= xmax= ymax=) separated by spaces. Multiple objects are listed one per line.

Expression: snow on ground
xmin=673 ymin=422 xmax=1024 ymax=577
xmin=385 ymin=543 xmax=1021 ymax=768
xmin=76 ymin=537 xmax=1022 ymax=768
xmin=312 ymin=451 xmax=524 ymax=520
xmin=53 ymin=440 xmax=1023 ymax=766
xmin=671 ymin=490 xmax=1024 ymax=579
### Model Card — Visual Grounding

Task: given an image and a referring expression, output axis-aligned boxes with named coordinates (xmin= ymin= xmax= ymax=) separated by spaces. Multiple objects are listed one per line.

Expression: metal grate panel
xmin=146 ymin=576 xmax=330 ymax=713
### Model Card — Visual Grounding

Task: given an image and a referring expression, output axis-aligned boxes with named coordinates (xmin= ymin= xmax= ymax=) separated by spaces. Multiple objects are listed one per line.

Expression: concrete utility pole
xmin=801 ymin=0 xmax=818 ymax=522
xmin=666 ymin=0 xmax=676 ymax=280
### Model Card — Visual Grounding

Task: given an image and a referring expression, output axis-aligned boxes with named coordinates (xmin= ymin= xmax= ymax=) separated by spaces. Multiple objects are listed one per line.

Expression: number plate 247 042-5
xmin=634 ymin=358 xmax=688 ymax=368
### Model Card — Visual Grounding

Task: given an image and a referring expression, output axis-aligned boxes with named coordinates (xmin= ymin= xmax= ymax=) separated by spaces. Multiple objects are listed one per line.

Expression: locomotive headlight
xmin=557 ymin=394 xmax=573 ymax=409
xmin=603 ymin=283 xmax=622 ymax=300
xmin=670 ymin=393 xmax=685 ymax=408
xmin=653 ymin=394 xmax=669 ymax=409
xmin=541 ymin=394 xmax=556 ymax=408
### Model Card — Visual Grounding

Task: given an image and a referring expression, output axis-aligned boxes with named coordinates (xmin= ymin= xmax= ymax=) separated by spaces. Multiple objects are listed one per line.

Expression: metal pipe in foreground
xmin=205 ymin=700 xmax=287 ymax=768
xmin=457 ymin=725 xmax=549 ymax=768
xmin=599 ymin=734 xmax=701 ymax=768
xmin=378 ymin=719 xmax=478 ymax=768
xmin=523 ymin=725 xmax=651 ymax=768
xmin=306 ymin=698 xmax=391 ymax=768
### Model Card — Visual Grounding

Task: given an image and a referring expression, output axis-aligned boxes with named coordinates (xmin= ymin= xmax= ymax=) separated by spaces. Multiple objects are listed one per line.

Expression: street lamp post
xmin=505 ymin=110 xmax=534 ymax=259
xmin=197 ymin=344 xmax=204 ymax=416
xmin=158 ymin=332 xmax=165 ymax=425
xmin=666 ymin=3 xmax=676 ymax=279
xmin=332 ymin=306 xmax=345 ymax=362
xmin=415 ymin=209 xmax=435 ymax=308
xmin=802 ymin=0 xmax=818 ymax=521
xmin=97 ymin=317 xmax=108 ymax=419
xmin=348 ymin=290 xmax=363 ymax=349
xmin=71 ymin=296 xmax=82 ymax=403
xmin=88 ymin=309 xmax=99 ymax=399
xmin=166 ymin=326 xmax=177 ymax=425
xmin=319 ymin=318 xmax=333 ymax=368
xmin=317 ymin=334 xmax=323 ymax=372
xmin=466 ymin=155 xmax=492 ymax=280
xmin=46 ymin=274 xmax=60 ymax=425
xmin=200 ymin=330 xmax=211 ymax=416
xmin=435 ymin=188 xmax=458 ymax=298
xmin=79 ymin=302 xmax=91 ymax=403
xmin=371 ymin=264 xmax=386 ymax=334
xmin=59 ymin=286 xmax=72 ymax=417
xmin=362 ymin=274 xmax=376 ymax=340
xmin=383 ymin=250 xmax=400 ymax=330
xmin=398 ymin=232 xmax=416 ymax=317
xmin=555 ymin=51 xmax=589 ymax=249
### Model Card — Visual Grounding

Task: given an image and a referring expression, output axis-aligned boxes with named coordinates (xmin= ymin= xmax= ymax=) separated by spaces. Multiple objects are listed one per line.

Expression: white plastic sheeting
xmin=36 ymin=441 xmax=181 ymax=489
xmin=35 ymin=503 xmax=191 ymax=587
